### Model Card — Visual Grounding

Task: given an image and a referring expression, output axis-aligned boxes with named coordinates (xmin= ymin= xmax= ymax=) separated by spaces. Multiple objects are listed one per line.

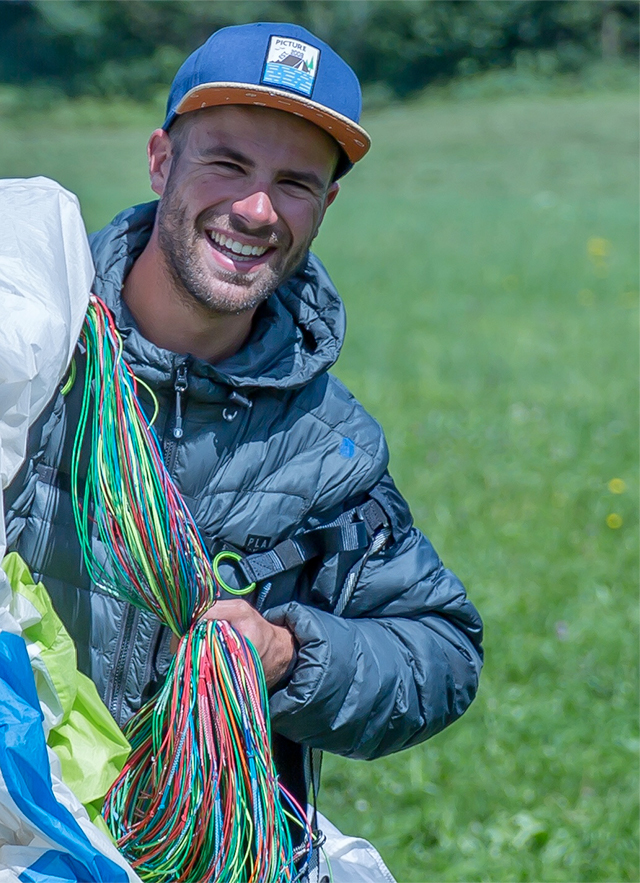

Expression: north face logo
xmin=245 ymin=535 xmax=271 ymax=553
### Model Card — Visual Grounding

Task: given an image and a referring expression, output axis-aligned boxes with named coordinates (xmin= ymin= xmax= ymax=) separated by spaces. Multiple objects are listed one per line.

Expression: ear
xmin=316 ymin=181 xmax=340 ymax=230
xmin=147 ymin=129 xmax=174 ymax=197
xmin=325 ymin=181 xmax=340 ymax=210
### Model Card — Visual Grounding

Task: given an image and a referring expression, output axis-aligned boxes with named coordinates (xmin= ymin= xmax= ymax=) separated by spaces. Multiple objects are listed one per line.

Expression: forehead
xmin=177 ymin=105 xmax=339 ymax=172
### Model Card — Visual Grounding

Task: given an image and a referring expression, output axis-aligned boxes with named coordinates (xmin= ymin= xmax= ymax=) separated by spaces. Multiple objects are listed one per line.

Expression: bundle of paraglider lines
xmin=70 ymin=295 xmax=312 ymax=882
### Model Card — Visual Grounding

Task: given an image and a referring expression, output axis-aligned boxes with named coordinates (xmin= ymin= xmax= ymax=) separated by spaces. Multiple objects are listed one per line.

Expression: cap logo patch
xmin=261 ymin=36 xmax=320 ymax=97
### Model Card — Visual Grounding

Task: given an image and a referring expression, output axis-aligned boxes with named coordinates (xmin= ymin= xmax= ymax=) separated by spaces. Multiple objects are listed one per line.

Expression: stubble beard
xmin=156 ymin=186 xmax=310 ymax=317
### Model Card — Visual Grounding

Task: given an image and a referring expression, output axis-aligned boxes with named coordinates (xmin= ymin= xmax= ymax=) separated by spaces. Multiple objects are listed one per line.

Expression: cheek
xmin=181 ymin=174 xmax=233 ymax=215
xmin=280 ymin=201 xmax=322 ymax=244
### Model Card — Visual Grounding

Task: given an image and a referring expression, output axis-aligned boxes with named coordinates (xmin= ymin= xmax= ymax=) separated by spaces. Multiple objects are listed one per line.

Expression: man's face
xmin=149 ymin=105 xmax=340 ymax=314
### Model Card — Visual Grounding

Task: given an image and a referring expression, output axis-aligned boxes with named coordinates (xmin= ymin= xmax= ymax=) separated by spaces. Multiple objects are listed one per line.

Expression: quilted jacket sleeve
xmin=264 ymin=473 xmax=483 ymax=760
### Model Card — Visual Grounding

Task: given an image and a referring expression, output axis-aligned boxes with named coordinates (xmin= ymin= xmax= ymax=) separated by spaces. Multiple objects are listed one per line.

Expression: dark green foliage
xmin=0 ymin=0 xmax=637 ymax=99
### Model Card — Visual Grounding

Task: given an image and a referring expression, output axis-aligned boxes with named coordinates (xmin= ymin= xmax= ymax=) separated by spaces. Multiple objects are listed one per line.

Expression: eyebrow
xmin=197 ymin=145 xmax=255 ymax=166
xmin=197 ymin=144 xmax=328 ymax=192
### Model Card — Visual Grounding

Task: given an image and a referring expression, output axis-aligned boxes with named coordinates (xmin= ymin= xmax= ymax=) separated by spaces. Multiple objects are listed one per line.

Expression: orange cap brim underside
xmin=175 ymin=82 xmax=371 ymax=164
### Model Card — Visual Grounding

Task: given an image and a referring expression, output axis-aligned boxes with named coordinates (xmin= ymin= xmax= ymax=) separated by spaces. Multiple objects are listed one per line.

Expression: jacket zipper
xmin=173 ymin=364 xmax=188 ymax=439
xmin=107 ymin=603 xmax=138 ymax=722
xmin=162 ymin=362 xmax=189 ymax=473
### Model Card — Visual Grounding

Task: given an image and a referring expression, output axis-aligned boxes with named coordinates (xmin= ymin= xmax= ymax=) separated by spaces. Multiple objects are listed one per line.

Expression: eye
xmin=212 ymin=160 xmax=244 ymax=173
xmin=280 ymin=178 xmax=315 ymax=195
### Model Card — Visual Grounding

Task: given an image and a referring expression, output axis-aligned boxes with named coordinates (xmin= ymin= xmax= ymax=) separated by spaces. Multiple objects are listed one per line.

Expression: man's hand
xmin=200 ymin=599 xmax=295 ymax=689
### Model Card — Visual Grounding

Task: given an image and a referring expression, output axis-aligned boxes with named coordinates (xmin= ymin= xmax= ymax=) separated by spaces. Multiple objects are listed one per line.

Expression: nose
xmin=231 ymin=189 xmax=278 ymax=231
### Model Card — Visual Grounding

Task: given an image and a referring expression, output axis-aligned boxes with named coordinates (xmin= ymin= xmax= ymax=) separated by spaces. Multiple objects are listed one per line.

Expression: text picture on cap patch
xmin=261 ymin=36 xmax=320 ymax=97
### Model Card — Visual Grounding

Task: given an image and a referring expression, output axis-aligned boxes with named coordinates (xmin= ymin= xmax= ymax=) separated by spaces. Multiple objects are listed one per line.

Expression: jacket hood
xmin=89 ymin=201 xmax=346 ymax=397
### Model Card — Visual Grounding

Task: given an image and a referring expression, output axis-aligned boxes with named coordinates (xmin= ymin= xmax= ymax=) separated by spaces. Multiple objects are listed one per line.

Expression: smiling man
xmin=5 ymin=21 xmax=483 ymax=862
xmin=124 ymin=104 xmax=340 ymax=364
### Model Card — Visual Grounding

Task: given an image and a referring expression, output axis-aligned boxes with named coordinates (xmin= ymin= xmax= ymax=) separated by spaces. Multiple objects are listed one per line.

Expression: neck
xmin=122 ymin=229 xmax=256 ymax=364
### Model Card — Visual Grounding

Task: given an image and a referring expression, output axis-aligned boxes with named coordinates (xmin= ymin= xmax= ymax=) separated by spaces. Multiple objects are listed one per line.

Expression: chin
xmin=187 ymin=278 xmax=273 ymax=315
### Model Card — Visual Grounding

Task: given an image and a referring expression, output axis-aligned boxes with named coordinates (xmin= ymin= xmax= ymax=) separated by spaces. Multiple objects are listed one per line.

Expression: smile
xmin=207 ymin=230 xmax=270 ymax=261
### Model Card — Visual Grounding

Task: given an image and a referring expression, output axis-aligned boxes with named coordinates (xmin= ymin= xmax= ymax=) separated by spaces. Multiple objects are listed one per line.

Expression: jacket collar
xmin=89 ymin=201 xmax=346 ymax=395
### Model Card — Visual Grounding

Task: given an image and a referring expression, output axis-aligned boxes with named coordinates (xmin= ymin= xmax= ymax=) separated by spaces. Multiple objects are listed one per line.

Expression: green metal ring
xmin=212 ymin=551 xmax=256 ymax=596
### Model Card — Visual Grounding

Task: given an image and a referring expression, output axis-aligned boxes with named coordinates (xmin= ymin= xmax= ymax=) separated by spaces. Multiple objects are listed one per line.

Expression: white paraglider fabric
xmin=0 ymin=177 xmax=141 ymax=883
xmin=0 ymin=176 xmax=93 ymax=573
xmin=315 ymin=811 xmax=397 ymax=883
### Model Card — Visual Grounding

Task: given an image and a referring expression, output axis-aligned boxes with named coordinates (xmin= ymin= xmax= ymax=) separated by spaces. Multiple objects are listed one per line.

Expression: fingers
xmin=199 ymin=599 xmax=266 ymax=654
xmin=200 ymin=599 xmax=250 ymax=622
xmin=169 ymin=600 xmax=295 ymax=689
xmin=200 ymin=600 xmax=295 ymax=688
xmin=169 ymin=600 xmax=251 ymax=654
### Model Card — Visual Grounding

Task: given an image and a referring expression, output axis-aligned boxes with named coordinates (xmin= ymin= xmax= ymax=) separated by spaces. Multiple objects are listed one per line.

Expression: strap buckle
xmin=239 ymin=498 xmax=391 ymax=585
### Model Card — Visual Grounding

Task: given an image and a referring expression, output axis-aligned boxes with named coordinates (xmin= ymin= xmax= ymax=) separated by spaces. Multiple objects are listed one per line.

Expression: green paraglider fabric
xmin=1 ymin=552 xmax=131 ymax=833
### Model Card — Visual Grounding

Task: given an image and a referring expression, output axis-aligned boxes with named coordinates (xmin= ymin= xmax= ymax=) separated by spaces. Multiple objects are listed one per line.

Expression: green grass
xmin=1 ymin=89 xmax=637 ymax=881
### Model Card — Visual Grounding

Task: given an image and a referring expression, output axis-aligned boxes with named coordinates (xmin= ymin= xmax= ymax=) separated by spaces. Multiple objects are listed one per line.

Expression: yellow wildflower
xmin=587 ymin=237 xmax=611 ymax=259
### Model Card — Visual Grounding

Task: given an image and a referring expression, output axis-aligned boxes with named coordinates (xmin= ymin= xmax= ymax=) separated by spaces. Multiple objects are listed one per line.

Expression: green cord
xmin=60 ymin=356 xmax=77 ymax=396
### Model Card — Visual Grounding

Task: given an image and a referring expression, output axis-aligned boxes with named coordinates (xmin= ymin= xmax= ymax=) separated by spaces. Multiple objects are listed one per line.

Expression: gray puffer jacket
xmin=5 ymin=201 xmax=482 ymax=799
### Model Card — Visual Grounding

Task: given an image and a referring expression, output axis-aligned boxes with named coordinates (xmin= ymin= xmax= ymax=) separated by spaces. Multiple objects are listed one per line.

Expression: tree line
xmin=0 ymin=0 xmax=637 ymax=101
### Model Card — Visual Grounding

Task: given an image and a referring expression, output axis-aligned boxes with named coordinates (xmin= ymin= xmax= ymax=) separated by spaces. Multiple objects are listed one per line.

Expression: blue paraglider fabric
xmin=0 ymin=631 xmax=128 ymax=883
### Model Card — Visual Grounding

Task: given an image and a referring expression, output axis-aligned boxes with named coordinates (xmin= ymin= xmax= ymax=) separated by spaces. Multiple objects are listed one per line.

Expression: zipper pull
xmin=173 ymin=364 xmax=188 ymax=439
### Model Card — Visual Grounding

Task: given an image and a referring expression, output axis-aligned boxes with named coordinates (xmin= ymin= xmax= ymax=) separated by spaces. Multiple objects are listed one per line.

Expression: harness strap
xmin=238 ymin=499 xmax=389 ymax=584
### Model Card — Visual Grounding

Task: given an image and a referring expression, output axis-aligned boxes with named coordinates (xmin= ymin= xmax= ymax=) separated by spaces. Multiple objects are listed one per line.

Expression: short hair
xmin=166 ymin=112 xmax=194 ymax=162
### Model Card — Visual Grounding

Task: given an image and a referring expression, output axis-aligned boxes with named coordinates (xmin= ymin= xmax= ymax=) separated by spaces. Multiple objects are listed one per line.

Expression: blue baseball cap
xmin=162 ymin=22 xmax=371 ymax=173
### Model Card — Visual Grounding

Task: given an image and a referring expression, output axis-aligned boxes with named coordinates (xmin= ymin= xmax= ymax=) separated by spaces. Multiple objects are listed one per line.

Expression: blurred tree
xmin=0 ymin=0 xmax=637 ymax=99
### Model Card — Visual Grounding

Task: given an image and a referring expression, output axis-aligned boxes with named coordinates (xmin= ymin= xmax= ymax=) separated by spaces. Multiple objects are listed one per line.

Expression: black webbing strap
xmin=238 ymin=498 xmax=388 ymax=585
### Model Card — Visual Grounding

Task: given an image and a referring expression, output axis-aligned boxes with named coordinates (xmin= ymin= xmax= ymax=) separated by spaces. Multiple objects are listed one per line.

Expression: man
xmin=5 ymin=22 xmax=483 ymax=824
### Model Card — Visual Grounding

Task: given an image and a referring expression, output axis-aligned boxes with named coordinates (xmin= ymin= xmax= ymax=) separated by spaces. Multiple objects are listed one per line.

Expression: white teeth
xmin=209 ymin=230 xmax=268 ymax=258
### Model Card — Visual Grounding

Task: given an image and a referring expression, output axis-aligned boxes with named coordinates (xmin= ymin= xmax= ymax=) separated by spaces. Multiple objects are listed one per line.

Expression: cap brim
xmin=172 ymin=82 xmax=371 ymax=164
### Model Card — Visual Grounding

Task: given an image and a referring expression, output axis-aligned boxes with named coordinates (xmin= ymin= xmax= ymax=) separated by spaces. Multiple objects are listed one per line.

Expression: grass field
xmin=1 ymin=87 xmax=638 ymax=882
